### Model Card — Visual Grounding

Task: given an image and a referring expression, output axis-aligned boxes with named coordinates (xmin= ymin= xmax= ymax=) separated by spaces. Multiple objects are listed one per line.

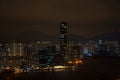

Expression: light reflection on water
xmin=0 ymin=74 xmax=14 ymax=80
xmin=0 ymin=69 xmax=75 ymax=80
xmin=0 ymin=58 xmax=119 ymax=80
xmin=0 ymin=69 xmax=119 ymax=80
xmin=39 ymin=68 xmax=75 ymax=72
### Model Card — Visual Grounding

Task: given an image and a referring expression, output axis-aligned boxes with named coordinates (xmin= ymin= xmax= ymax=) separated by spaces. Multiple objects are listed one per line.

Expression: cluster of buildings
xmin=0 ymin=22 xmax=119 ymax=71
xmin=0 ymin=40 xmax=119 ymax=58
xmin=0 ymin=41 xmax=54 ymax=57
xmin=82 ymin=40 xmax=120 ymax=57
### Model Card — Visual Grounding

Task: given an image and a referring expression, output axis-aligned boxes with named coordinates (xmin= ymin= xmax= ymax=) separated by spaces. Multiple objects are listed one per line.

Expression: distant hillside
xmin=0 ymin=31 xmax=87 ymax=43
xmin=0 ymin=31 xmax=56 ymax=43
xmin=91 ymin=32 xmax=120 ymax=41
xmin=15 ymin=31 xmax=58 ymax=43
xmin=1 ymin=31 xmax=119 ymax=43
xmin=68 ymin=34 xmax=87 ymax=43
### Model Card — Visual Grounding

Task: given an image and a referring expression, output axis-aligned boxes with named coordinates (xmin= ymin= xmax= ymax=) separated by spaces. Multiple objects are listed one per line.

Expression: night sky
xmin=0 ymin=0 xmax=120 ymax=42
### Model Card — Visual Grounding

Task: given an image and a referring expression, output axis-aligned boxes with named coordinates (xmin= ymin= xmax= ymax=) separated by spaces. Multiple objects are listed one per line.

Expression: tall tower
xmin=60 ymin=22 xmax=67 ymax=55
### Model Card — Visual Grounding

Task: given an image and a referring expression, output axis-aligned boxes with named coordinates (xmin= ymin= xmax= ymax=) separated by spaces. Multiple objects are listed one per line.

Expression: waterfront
xmin=0 ymin=58 xmax=119 ymax=80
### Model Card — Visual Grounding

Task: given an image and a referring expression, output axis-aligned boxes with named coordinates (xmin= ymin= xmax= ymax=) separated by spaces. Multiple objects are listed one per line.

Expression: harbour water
xmin=0 ymin=58 xmax=119 ymax=80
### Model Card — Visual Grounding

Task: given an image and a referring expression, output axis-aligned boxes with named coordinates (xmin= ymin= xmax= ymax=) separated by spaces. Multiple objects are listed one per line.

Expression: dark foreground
xmin=0 ymin=57 xmax=120 ymax=80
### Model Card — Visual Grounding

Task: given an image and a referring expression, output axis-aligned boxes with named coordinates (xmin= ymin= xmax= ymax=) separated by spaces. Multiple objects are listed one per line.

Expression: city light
xmin=68 ymin=59 xmax=83 ymax=64
xmin=5 ymin=67 xmax=10 ymax=70
xmin=68 ymin=61 xmax=72 ymax=64
xmin=53 ymin=66 xmax=66 ymax=69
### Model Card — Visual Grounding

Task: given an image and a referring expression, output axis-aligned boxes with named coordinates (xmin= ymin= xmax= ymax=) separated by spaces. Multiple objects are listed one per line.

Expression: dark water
xmin=0 ymin=58 xmax=120 ymax=80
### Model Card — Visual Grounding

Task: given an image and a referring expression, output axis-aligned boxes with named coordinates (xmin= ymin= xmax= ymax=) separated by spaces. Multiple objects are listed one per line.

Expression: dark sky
xmin=0 ymin=0 xmax=120 ymax=40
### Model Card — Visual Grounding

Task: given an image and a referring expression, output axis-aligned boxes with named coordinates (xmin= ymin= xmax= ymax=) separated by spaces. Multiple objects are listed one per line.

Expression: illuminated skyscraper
xmin=60 ymin=22 xmax=67 ymax=54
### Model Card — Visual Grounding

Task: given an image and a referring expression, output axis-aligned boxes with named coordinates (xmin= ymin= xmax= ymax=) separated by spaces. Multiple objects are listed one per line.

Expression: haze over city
xmin=0 ymin=0 xmax=120 ymax=42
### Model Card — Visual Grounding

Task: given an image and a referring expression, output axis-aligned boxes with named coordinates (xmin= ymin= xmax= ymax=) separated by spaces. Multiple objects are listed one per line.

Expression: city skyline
xmin=0 ymin=0 xmax=120 ymax=42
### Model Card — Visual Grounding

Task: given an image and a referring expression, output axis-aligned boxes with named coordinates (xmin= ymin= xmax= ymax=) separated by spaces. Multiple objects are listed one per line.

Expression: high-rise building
xmin=0 ymin=44 xmax=5 ymax=56
xmin=60 ymin=22 xmax=67 ymax=55
xmin=5 ymin=42 xmax=26 ymax=56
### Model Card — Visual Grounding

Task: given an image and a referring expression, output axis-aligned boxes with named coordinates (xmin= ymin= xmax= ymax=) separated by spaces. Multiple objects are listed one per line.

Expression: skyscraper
xmin=60 ymin=22 xmax=67 ymax=55
xmin=0 ymin=44 xmax=5 ymax=56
